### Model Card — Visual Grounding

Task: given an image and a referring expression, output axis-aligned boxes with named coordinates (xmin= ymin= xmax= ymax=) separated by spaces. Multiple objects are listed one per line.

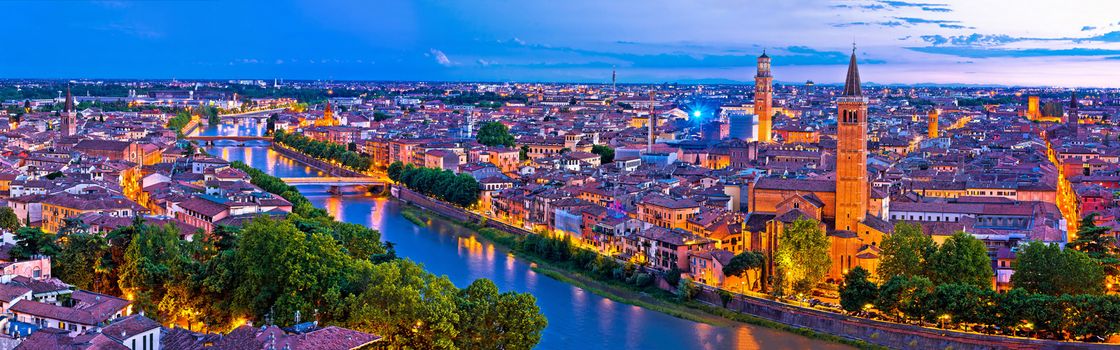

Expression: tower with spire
xmin=1066 ymin=90 xmax=1079 ymax=126
xmin=754 ymin=51 xmax=773 ymax=142
xmin=62 ymin=84 xmax=77 ymax=137
xmin=834 ymin=46 xmax=869 ymax=234
xmin=314 ymin=90 xmax=339 ymax=127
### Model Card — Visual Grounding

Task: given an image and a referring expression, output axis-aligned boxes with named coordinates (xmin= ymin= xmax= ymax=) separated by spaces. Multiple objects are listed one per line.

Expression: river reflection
xmin=203 ymin=121 xmax=851 ymax=350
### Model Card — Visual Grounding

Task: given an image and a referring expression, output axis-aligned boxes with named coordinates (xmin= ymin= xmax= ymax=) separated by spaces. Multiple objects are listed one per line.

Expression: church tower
xmin=62 ymin=84 xmax=77 ymax=137
xmin=1067 ymin=90 xmax=1079 ymax=125
xmin=754 ymin=51 xmax=773 ymax=142
xmin=834 ymin=48 xmax=869 ymax=232
xmin=314 ymin=90 xmax=339 ymax=127
xmin=927 ymin=108 xmax=939 ymax=139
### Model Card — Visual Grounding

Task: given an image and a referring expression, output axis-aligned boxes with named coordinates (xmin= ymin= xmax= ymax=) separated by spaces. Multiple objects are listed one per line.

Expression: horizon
xmin=3 ymin=1 xmax=1120 ymax=87
xmin=0 ymin=77 xmax=1110 ymax=90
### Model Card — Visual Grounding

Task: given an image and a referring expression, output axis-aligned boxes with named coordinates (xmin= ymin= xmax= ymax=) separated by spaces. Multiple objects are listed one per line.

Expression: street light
xmin=939 ymin=314 xmax=951 ymax=329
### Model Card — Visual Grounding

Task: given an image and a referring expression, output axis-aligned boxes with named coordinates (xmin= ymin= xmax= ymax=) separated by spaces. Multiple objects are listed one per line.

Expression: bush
xmin=634 ymin=273 xmax=653 ymax=287
xmin=677 ymin=278 xmax=699 ymax=301
xmin=665 ymin=266 xmax=682 ymax=287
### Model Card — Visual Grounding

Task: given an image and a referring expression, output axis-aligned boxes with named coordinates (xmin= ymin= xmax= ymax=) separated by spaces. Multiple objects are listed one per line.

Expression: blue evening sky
xmin=3 ymin=0 xmax=1120 ymax=87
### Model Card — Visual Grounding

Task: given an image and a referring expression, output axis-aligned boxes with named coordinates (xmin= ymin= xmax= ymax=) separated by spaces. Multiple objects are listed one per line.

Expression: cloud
xmin=920 ymin=34 xmax=1021 ymax=47
xmin=908 ymin=46 xmax=1120 ymax=58
xmin=275 ymin=59 xmax=284 ymax=64
xmin=895 ymin=17 xmax=960 ymax=26
xmin=878 ymin=1 xmax=952 ymax=12
xmin=832 ymin=21 xmax=903 ymax=28
xmin=1080 ymin=31 xmax=1120 ymax=42
xmin=477 ymin=59 xmax=493 ymax=66
xmin=429 ymin=49 xmax=452 ymax=66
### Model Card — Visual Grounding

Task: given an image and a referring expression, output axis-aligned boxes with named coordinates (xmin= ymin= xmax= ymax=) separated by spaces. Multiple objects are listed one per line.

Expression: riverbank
xmin=396 ymin=186 xmax=1120 ymax=350
xmin=410 ymin=203 xmax=881 ymax=350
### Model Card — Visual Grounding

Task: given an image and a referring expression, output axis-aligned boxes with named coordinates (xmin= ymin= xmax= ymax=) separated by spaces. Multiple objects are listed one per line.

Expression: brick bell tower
xmin=834 ymin=46 xmax=869 ymax=233
xmin=754 ymin=51 xmax=773 ymax=142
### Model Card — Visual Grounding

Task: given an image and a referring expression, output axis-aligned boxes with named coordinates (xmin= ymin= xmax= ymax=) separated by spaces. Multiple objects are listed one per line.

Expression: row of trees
xmin=840 ymin=266 xmax=1120 ymax=340
xmin=273 ymin=130 xmax=372 ymax=172
xmin=387 ymin=162 xmax=481 ymax=207
xmin=838 ymin=219 xmax=1120 ymax=340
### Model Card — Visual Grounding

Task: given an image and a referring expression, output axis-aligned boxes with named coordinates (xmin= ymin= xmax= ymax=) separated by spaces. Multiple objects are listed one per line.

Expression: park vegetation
xmin=8 ymin=162 xmax=548 ymax=349
xmin=838 ymin=220 xmax=1120 ymax=341
xmin=387 ymin=161 xmax=481 ymax=207
xmin=273 ymin=129 xmax=373 ymax=172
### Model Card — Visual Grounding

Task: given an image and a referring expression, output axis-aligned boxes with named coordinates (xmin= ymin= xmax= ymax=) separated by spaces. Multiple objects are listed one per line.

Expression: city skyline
xmin=4 ymin=0 xmax=1120 ymax=87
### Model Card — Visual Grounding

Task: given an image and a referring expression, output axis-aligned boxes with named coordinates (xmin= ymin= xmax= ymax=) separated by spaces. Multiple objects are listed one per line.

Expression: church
xmin=745 ymin=48 xmax=892 ymax=282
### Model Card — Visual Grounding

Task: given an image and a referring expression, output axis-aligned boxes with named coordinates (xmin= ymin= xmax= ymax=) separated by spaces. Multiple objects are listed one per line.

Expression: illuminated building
xmin=314 ymin=91 xmax=340 ymax=127
xmin=1027 ymin=95 xmax=1041 ymax=121
xmin=835 ymin=48 xmax=869 ymax=234
xmin=754 ymin=51 xmax=773 ymax=142
xmin=928 ymin=108 xmax=939 ymax=139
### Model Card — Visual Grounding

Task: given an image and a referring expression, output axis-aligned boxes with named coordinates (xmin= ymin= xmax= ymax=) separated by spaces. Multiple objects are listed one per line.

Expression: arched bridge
xmin=185 ymin=135 xmax=272 ymax=146
xmin=281 ymin=177 xmax=386 ymax=186
xmin=186 ymin=136 xmax=272 ymax=142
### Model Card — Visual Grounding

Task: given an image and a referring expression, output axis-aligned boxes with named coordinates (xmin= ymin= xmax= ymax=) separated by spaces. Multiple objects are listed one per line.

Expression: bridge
xmin=219 ymin=108 xmax=287 ymax=119
xmin=281 ymin=177 xmax=385 ymax=186
xmin=185 ymin=135 xmax=272 ymax=146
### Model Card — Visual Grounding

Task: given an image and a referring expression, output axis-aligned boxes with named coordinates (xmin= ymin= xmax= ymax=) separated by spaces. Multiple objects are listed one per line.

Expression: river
xmin=199 ymin=120 xmax=850 ymax=350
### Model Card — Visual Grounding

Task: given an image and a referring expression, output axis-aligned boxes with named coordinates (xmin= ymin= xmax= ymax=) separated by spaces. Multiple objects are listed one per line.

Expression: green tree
xmin=591 ymin=144 xmax=615 ymax=164
xmin=477 ymin=121 xmax=515 ymax=147
xmin=10 ymin=227 xmax=60 ymax=259
xmin=879 ymin=222 xmax=935 ymax=280
xmin=54 ymin=233 xmax=113 ymax=294
xmin=519 ymin=145 xmax=529 ymax=161
xmin=339 ymin=259 xmax=461 ymax=349
xmin=119 ymin=223 xmax=190 ymax=319
xmin=722 ymin=251 xmax=765 ymax=292
xmin=455 ymin=279 xmax=547 ymax=350
xmin=774 ymin=217 xmax=831 ymax=293
xmin=228 ymin=217 xmax=355 ymax=326
xmin=1012 ymin=241 xmax=1104 ymax=296
xmin=839 ymin=266 xmax=878 ymax=313
xmin=677 ymin=278 xmax=699 ymax=301
xmin=926 ymin=231 xmax=993 ymax=289
xmin=1069 ymin=214 xmax=1120 ymax=279
xmin=0 ymin=206 xmax=21 ymax=232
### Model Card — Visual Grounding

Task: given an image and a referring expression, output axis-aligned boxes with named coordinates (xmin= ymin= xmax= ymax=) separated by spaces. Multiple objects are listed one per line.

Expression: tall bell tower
xmin=834 ymin=47 xmax=869 ymax=232
xmin=754 ymin=51 xmax=773 ymax=142
xmin=62 ymin=84 xmax=77 ymax=137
